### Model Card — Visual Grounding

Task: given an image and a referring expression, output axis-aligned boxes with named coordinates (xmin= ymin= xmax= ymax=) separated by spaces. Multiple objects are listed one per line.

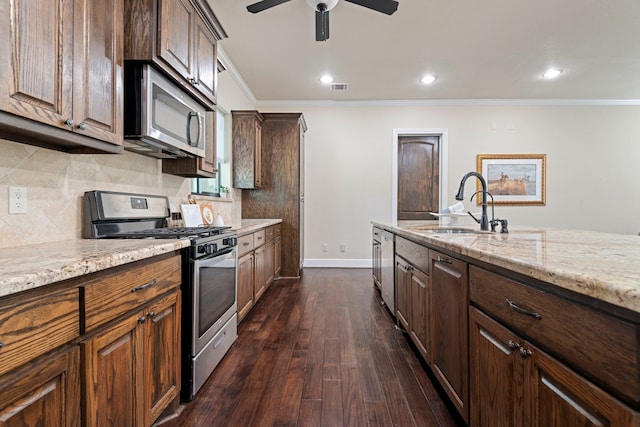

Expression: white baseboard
xmin=303 ymin=258 xmax=372 ymax=268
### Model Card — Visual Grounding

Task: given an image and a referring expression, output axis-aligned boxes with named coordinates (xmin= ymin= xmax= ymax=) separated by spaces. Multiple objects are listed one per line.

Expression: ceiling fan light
xmin=420 ymin=74 xmax=436 ymax=84
xmin=320 ymin=74 xmax=334 ymax=84
xmin=542 ymin=68 xmax=563 ymax=79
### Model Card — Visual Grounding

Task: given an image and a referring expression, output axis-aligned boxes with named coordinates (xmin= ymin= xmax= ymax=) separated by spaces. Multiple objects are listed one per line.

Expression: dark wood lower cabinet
xmin=0 ymin=346 xmax=81 ymax=426
xmin=237 ymin=252 xmax=255 ymax=321
xmin=82 ymin=290 xmax=181 ymax=427
xmin=430 ymin=250 xmax=469 ymax=423
xmin=470 ymin=307 xmax=640 ymax=427
xmin=395 ymin=256 xmax=411 ymax=331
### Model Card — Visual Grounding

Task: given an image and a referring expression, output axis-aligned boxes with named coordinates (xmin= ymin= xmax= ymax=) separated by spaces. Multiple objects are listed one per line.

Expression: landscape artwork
xmin=476 ymin=154 xmax=546 ymax=205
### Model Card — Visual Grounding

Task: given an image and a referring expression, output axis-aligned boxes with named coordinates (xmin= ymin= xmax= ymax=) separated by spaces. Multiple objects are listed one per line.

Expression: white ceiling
xmin=207 ymin=0 xmax=640 ymax=102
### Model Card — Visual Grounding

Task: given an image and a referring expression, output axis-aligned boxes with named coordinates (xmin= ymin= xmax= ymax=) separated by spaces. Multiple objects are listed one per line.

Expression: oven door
xmin=192 ymin=246 xmax=237 ymax=356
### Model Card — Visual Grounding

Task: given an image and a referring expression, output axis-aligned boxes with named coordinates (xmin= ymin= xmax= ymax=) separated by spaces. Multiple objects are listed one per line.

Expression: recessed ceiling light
xmin=320 ymin=74 xmax=334 ymax=84
xmin=420 ymin=74 xmax=436 ymax=84
xmin=542 ymin=68 xmax=563 ymax=79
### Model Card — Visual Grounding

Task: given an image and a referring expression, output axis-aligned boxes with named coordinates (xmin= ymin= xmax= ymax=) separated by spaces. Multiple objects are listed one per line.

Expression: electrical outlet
xmin=340 ymin=243 xmax=346 ymax=253
xmin=322 ymin=243 xmax=329 ymax=252
xmin=9 ymin=186 xmax=27 ymax=214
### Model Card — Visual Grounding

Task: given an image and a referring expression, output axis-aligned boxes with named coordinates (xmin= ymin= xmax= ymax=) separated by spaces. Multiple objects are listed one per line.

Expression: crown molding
xmin=217 ymin=46 xmax=257 ymax=106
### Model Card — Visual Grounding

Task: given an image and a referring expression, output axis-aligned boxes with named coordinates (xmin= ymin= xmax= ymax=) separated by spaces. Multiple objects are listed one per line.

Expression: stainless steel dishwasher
xmin=380 ymin=230 xmax=395 ymax=314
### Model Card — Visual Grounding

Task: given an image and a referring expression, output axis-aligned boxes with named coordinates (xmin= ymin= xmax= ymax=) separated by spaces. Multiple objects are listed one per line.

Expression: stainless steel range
xmin=83 ymin=190 xmax=238 ymax=401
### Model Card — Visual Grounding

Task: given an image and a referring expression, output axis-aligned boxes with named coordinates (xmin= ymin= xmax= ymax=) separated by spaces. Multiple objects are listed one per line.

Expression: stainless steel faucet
xmin=455 ymin=171 xmax=489 ymax=231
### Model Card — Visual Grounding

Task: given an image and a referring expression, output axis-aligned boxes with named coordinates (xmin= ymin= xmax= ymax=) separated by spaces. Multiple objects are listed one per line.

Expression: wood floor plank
xmin=168 ymin=268 xmax=462 ymax=427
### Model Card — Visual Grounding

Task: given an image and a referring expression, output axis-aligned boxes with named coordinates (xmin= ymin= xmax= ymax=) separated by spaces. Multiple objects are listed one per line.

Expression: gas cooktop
xmin=107 ymin=226 xmax=232 ymax=239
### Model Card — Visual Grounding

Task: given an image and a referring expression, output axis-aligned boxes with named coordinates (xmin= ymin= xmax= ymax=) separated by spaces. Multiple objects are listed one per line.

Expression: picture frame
xmin=476 ymin=154 xmax=546 ymax=205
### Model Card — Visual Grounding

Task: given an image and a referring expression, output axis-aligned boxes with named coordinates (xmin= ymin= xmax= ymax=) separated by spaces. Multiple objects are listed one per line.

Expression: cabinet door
xmin=82 ymin=312 xmax=144 ymax=427
xmin=157 ymin=0 xmax=195 ymax=80
xmin=145 ymin=291 xmax=181 ymax=425
xmin=274 ymin=237 xmax=282 ymax=278
xmin=237 ymin=252 xmax=255 ymax=322
xmin=73 ymin=0 xmax=123 ymax=145
xmin=265 ymin=239 xmax=275 ymax=287
xmin=430 ymin=250 xmax=469 ymax=422
xmin=469 ymin=307 xmax=524 ymax=427
xmin=0 ymin=346 xmax=80 ymax=427
xmin=194 ymin=17 xmax=217 ymax=104
xmin=395 ymin=256 xmax=410 ymax=330
xmin=0 ymin=0 xmax=73 ymax=129
xmin=527 ymin=342 xmax=640 ymax=427
xmin=409 ymin=266 xmax=430 ymax=362
xmin=254 ymin=246 xmax=267 ymax=301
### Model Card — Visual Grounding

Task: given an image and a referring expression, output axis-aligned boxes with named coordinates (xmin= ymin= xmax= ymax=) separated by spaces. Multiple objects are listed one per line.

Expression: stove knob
xmin=206 ymin=243 xmax=217 ymax=254
xmin=223 ymin=237 xmax=237 ymax=246
xmin=197 ymin=245 xmax=206 ymax=254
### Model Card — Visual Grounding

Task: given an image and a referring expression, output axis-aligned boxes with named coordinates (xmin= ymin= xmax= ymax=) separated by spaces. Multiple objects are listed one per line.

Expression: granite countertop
xmin=0 ymin=219 xmax=281 ymax=299
xmin=373 ymin=220 xmax=640 ymax=314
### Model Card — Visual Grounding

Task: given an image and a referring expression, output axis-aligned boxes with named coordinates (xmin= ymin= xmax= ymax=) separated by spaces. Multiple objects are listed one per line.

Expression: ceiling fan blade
xmin=344 ymin=0 xmax=399 ymax=15
xmin=315 ymin=7 xmax=329 ymax=41
xmin=247 ymin=0 xmax=291 ymax=13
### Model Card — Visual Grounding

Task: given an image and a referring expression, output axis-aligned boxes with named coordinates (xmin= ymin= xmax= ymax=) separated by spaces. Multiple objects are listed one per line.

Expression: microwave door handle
xmin=186 ymin=111 xmax=200 ymax=147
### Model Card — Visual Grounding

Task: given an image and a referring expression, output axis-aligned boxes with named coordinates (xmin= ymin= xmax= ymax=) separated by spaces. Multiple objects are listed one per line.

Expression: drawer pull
xmin=242 ymin=242 xmax=250 ymax=246
xmin=506 ymin=299 xmax=542 ymax=319
xmin=138 ymin=316 xmax=146 ymax=324
xmin=148 ymin=311 xmax=156 ymax=319
xmin=131 ymin=278 xmax=157 ymax=293
xmin=507 ymin=340 xmax=520 ymax=351
xmin=437 ymin=256 xmax=452 ymax=264
xmin=0 ymin=342 xmax=3 ymax=349
xmin=519 ymin=347 xmax=532 ymax=359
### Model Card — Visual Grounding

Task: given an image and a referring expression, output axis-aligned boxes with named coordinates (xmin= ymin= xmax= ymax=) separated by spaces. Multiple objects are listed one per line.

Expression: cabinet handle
xmin=188 ymin=77 xmax=198 ymax=85
xmin=399 ymin=264 xmax=412 ymax=273
xmin=437 ymin=256 xmax=452 ymax=264
xmin=131 ymin=278 xmax=157 ymax=293
xmin=138 ymin=316 xmax=146 ymax=324
xmin=148 ymin=311 xmax=156 ymax=319
xmin=64 ymin=118 xmax=74 ymax=126
xmin=506 ymin=299 xmax=542 ymax=319
xmin=0 ymin=342 xmax=4 ymax=349
xmin=519 ymin=347 xmax=532 ymax=359
xmin=77 ymin=122 xmax=87 ymax=130
xmin=507 ymin=340 xmax=520 ymax=351
xmin=242 ymin=242 xmax=250 ymax=246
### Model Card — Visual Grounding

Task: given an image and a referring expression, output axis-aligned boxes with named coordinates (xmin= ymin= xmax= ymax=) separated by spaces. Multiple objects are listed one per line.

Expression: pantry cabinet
xmin=0 ymin=0 xmax=124 ymax=153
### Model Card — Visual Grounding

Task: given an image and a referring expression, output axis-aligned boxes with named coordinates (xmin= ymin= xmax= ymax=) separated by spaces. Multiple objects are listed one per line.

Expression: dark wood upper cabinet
xmin=162 ymin=109 xmax=217 ymax=177
xmin=0 ymin=0 xmax=124 ymax=154
xmin=124 ymin=0 xmax=226 ymax=108
xmin=232 ymin=110 xmax=264 ymax=189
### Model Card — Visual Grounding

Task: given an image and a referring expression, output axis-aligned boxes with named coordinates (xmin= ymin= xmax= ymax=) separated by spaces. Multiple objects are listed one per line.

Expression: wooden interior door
xmin=397 ymin=135 xmax=440 ymax=220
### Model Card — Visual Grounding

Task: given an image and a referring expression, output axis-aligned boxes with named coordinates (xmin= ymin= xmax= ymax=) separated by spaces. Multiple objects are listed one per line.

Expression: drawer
xmin=0 ymin=287 xmax=79 ymax=376
xmin=237 ymin=233 xmax=254 ymax=256
xmin=395 ymin=236 xmax=429 ymax=273
xmin=372 ymin=227 xmax=382 ymax=242
xmin=253 ymin=229 xmax=266 ymax=248
xmin=469 ymin=265 xmax=640 ymax=404
xmin=83 ymin=255 xmax=181 ymax=332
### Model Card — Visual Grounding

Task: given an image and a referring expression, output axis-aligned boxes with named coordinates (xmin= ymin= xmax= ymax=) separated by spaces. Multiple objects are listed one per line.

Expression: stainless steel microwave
xmin=123 ymin=64 xmax=206 ymax=159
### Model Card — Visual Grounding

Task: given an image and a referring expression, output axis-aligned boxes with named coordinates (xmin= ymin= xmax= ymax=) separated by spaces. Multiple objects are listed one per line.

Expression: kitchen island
xmin=373 ymin=219 xmax=640 ymax=426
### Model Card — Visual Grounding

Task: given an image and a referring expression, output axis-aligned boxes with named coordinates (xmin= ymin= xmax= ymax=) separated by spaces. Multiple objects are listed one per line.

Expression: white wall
xmin=259 ymin=103 xmax=640 ymax=265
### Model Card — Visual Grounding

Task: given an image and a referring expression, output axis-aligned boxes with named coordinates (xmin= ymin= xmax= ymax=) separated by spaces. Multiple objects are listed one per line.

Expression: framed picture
xmin=476 ymin=154 xmax=546 ymax=205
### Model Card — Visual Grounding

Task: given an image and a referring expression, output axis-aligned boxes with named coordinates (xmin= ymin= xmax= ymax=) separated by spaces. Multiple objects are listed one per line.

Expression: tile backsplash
xmin=0 ymin=139 xmax=240 ymax=248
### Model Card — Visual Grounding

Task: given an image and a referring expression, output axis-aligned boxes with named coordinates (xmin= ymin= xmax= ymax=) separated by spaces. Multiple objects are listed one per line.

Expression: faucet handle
xmin=499 ymin=219 xmax=509 ymax=234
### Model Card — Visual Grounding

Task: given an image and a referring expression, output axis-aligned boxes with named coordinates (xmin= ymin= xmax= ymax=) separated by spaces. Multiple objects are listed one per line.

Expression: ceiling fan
xmin=247 ymin=0 xmax=399 ymax=42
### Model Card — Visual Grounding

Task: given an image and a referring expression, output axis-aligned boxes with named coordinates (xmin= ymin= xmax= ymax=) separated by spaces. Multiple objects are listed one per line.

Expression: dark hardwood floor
xmin=169 ymin=268 xmax=463 ymax=427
